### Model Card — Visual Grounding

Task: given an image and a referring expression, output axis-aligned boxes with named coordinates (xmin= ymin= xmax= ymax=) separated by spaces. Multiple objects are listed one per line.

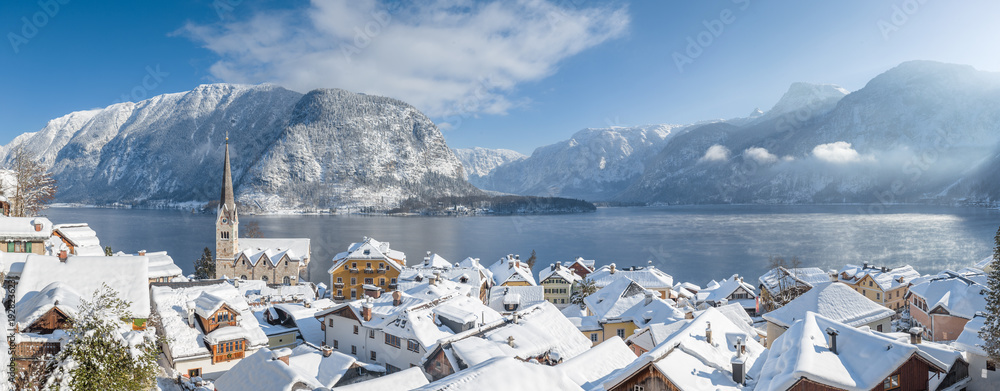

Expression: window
xmin=336 ymin=289 xmax=343 ymax=297
xmin=353 ymin=325 xmax=359 ymax=334
xmin=379 ymin=278 xmax=386 ymax=286
xmin=877 ymin=324 xmax=883 ymax=332
xmin=283 ymin=276 xmax=291 ymax=285
xmin=351 ymin=277 xmax=357 ymax=285
xmin=633 ymin=386 xmax=644 ymax=391
xmin=262 ymin=276 xmax=268 ymax=283
xmin=591 ymin=333 xmax=598 ymax=342
xmin=407 ymin=340 xmax=419 ymax=352
xmin=883 ymin=374 xmax=900 ymax=390
xmin=333 ymin=340 xmax=339 ymax=349
xmin=369 ymin=329 xmax=375 ymax=339
xmin=337 ymin=277 xmax=343 ymax=283
xmin=366 ymin=262 xmax=372 ymax=269
xmin=371 ymin=351 xmax=377 ymax=361
xmin=379 ymin=262 xmax=385 ymax=269
xmin=329 ymin=319 xmax=334 ymax=327
xmin=876 ymin=292 xmax=881 ymax=300
xmin=390 ymin=278 xmax=397 ymax=285
xmin=385 ymin=333 xmax=401 ymax=348
xmin=988 ymin=360 xmax=997 ymax=371
xmin=365 ymin=278 xmax=373 ymax=285
xmin=352 ymin=262 xmax=357 ymax=268
xmin=240 ymin=275 xmax=247 ymax=280
xmin=188 ymin=368 xmax=202 ymax=379
xmin=617 ymin=329 xmax=625 ymax=338
xmin=351 ymin=290 xmax=357 ymax=299
xmin=351 ymin=345 xmax=356 ymax=355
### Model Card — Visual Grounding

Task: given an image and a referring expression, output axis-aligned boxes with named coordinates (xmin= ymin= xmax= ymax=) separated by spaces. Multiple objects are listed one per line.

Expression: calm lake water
xmin=41 ymin=205 xmax=1000 ymax=286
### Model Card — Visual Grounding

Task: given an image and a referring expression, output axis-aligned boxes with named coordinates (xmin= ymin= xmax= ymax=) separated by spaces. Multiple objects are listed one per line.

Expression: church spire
xmin=220 ymin=132 xmax=236 ymax=212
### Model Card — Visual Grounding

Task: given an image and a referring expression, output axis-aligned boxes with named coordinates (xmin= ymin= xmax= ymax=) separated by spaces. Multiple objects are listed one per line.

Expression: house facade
xmin=0 ymin=216 xmax=51 ymax=255
xmin=538 ymin=262 xmax=580 ymax=308
xmin=327 ymin=237 xmax=406 ymax=302
xmin=906 ymin=271 xmax=986 ymax=342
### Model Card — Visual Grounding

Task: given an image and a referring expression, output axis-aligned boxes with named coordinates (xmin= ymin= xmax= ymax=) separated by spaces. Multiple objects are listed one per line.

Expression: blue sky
xmin=3 ymin=0 xmax=999 ymax=154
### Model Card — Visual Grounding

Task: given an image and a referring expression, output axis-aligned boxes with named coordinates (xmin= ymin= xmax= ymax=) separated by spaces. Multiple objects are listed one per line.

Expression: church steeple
xmin=215 ymin=133 xmax=240 ymax=274
xmin=220 ymin=134 xmax=236 ymax=212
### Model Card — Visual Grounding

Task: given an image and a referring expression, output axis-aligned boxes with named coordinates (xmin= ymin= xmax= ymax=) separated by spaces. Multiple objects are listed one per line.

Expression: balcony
xmin=377 ymin=269 xmax=387 ymax=274
xmin=363 ymin=268 xmax=375 ymax=274
xmin=333 ymin=282 xmax=345 ymax=288
xmin=348 ymin=268 xmax=359 ymax=274
xmin=387 ymin=284 xmax=398 ymax=290
xmin=333 ymin=295 xmax=346 ymax=301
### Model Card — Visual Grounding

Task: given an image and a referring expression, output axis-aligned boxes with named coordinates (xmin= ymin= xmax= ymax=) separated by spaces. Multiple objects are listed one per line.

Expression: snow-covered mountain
xmin=474 ymin=124 xmax=686 ymax=200
xmin=621 ymin=61 xmax=1000 ymax=204
xmin=0 ymin=84 xmax=479 ymax=211
xmin=474 ymin=61 xmax=1000 ymax=205
xmin=452 ymin=147 xmax=527 ymax=186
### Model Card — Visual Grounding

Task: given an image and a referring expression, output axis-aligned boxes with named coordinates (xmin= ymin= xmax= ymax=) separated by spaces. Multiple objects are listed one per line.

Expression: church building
xmin=214 ymin=138 xmax=310 ymax=285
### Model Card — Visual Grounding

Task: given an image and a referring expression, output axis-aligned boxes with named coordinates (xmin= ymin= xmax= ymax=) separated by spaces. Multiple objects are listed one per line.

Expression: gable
xmin=330 ymin=306 xmax=360 ymax=322
xmin=26 ymin=306 xmax=73 ymax=333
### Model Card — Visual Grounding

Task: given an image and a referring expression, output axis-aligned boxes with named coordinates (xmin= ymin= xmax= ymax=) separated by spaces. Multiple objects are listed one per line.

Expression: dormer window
xmin=364 ymin=249 xmax=371 ymax=255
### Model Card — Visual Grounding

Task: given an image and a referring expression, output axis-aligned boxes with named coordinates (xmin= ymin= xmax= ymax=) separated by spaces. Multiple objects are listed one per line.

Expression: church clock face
xmin=222 ymin=218 xmax=228 ymax=224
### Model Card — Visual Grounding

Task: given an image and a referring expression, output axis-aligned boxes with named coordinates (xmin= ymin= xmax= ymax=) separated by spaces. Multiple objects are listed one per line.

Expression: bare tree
xmin=243 ymin=220 xmax=264 ymax=238
xmin=762 ymin=255 xmax=809 ymax=312
xmin=6 ymin=147 xmax=57 ymax=217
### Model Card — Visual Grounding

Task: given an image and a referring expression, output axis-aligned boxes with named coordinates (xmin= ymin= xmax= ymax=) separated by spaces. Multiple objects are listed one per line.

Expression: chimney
xmin=863 ymin=262 xmax=868 ymax=269
xmin=644 ymin=291 xmax=653 ymax=306
xmin=685 ymin=309 xmax=694 ymax=319
xmin=362 ymin=299 xmax=373 ymax=322
xmin=139 ymin=249 xmax=146 ymax=256
xmin=610 ymin=263 xmax=616 ymax=274
xmin=424 ymin=251 xmax=431 ymax=267
xmin=705 ymin=322 xmax=713 ymax=345
xmin=58 ymin=250 xmax=68 ymax=262
xmin=34 ymin=222 xmax=42 ymax=232
xmin=826 ymin=327 xmax=840 ymax=354
xmin=909 ymin=327 xmax=923 ymax=344
xmin=732 ymin=337 xmax=746 ymax=385
xmin=507 ymin=335 xmax=516 ymax=347
xmin=322 ymin=347 xmax=332 ymax=357
xmin=392 ymin=291 xmax=402 ymax=307
xmin=186 ymin=301 xmax=197 ymax=328
xmin=550 ymin=263 xmax=555 ymax=271
xmin=271 ymin=348 xmax=291 ymax=365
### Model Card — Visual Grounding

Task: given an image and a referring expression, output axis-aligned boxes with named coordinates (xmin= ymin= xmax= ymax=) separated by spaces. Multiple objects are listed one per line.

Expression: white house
xmin=487 ymin=254 xmax=537 ymax=286
xmin=587 ymin=262 xmax=674 ymax=300
xmin=761 ymin=282 xmax=895 ymax=347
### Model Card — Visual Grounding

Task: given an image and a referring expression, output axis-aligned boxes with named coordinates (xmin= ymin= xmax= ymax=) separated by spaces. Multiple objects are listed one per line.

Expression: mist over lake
xmin=42 ymin=205 xmax=1000 ymax=286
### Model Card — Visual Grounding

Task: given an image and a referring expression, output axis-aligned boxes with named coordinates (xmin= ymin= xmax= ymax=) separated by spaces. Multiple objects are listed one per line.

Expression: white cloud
xmin=812 ymin=141 xmax=873 ymax=163
xmin=744 ymin=147 xmax=778 ymax=164
xmin=701 ymin=144 xmax=731 ymax=162
xmin=180 ymin=0 xmax=629 ymax=118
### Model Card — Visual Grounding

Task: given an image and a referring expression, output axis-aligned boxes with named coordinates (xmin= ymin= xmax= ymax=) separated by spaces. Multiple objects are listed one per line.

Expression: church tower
xmin=215 ymin=135 xmax=239 ymax=278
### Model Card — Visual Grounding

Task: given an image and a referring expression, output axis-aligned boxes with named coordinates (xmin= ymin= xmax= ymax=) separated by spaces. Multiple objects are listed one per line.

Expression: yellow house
xmin=487 ymin=254 xmax=537 ymax=287
xmin=577 ymin=276 xmax=685 ymax=346
xmin=538 ymin=262 xmax=581 ymax=308
xmin=328 ymin=237 xmax=406 ymax=302
xmin=838 ymin=263 xmax=920 ymax=311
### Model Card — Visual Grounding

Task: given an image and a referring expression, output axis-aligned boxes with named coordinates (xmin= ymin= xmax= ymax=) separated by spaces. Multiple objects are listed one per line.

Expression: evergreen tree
xmin=46 ymin=285 xmax=159 ymax=390
xmin=570 ymin=278 xmax=597 ymax=308
xmin=193 ymin=247 xmax=215 ymax=279
xmin=980 ymin=225 xmax=1000 ymax=363
xmin=104 ymin=246 xmax=112 ymax=256
xmin=526 ymin=249 xmax=537 ymax=270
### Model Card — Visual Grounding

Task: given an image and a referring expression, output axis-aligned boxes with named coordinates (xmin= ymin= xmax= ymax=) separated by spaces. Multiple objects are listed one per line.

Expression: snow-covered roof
xmin=700 ymin=275 xmax=756 ymax=304
xmin=114 ymin=250 xmax=183 ymax=279
xmin=584 ymin=277 xmax=684 ymax=328
xmin=757 ymin=267 xmax=831 ymax=296
xmin=397 ymin=265 xmax=486 ymax=298
xmin=462 ymin=301 xmax=591 ymax=366
xmin=194 ymin=291 xmax=232 ymax=319
xmin=588 ymin=264 xmax=673 ymax=290
xmin=272 ymin=303 xmax=329 ymax=346
xmin=286 ymin=345 xmax=356 ymax=388
xmin=762 ymin=282 xmax=895 ymax=329
xmin=204 ymin=325 xmax=252 ymax=345
xmin=457 ymin=257 xmax=493 ymax=282
xmin=14 ymin=281 xmax=82 ymax=330
xmin=907 ymin=270 xmax=987 ymax=320
xmin=239 ymin=238 xmax=310 ymax=262
xmin=602 ymin=307 xmax=767 ymax=391
xmin=0 ymin=216 xmax=52 ymax=241
xmin=52 ymin=223 xmax=101 ymax=248
xmin=214 ymin=347 xmax=322 ymax=391
xmin=538 ymin=263 xmax=581 ymax=284
xmin=15 ymin=254 xmax=150 ymax=318
xmin=333 ymin=366 xmax=429 ymax=391
xmin=415 ymin=356 xmax=581 ymax=391
xmin=837 ymin=264 xmax=921 ymax=291
xmin=711 ymin=302 xmax=761 ymax=338
xmin=568 ymin=257 xmax=595 ymax=271
xmin=954 ymin=315 xmax=987 ymax=356
xmin=557 ymin=336 xmax=636 ymax=390
xmin=237 ymin=280 xmax=317 ymax=303
xmin=487 ymin=254 xmax=537 ymax=286
xmin=237 ymin=247 xmax=299 ymax=268
xmin=973 ymin=256 xmax=994 ymax=270
xmin=755 ymin=312 xmax=946 ymax=391
xmin=624 ymin=320 xmax=690 ymax=353
xmin=421 ymin=252 xmax=451 ymax=268
xmin=487 ymin=285 xmax=544 ymax=313
xmin=151 ymin=282 xmax=268 ymax=359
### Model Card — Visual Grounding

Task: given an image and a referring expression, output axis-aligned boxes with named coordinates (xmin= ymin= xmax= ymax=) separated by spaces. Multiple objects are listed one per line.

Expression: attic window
xmin=364 ymin=250 xmax=371 ymax=255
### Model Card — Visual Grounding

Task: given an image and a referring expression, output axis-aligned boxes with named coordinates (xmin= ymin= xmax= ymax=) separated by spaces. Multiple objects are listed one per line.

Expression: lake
xmin=40 ymin=205 xmax=1000 ymax=287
